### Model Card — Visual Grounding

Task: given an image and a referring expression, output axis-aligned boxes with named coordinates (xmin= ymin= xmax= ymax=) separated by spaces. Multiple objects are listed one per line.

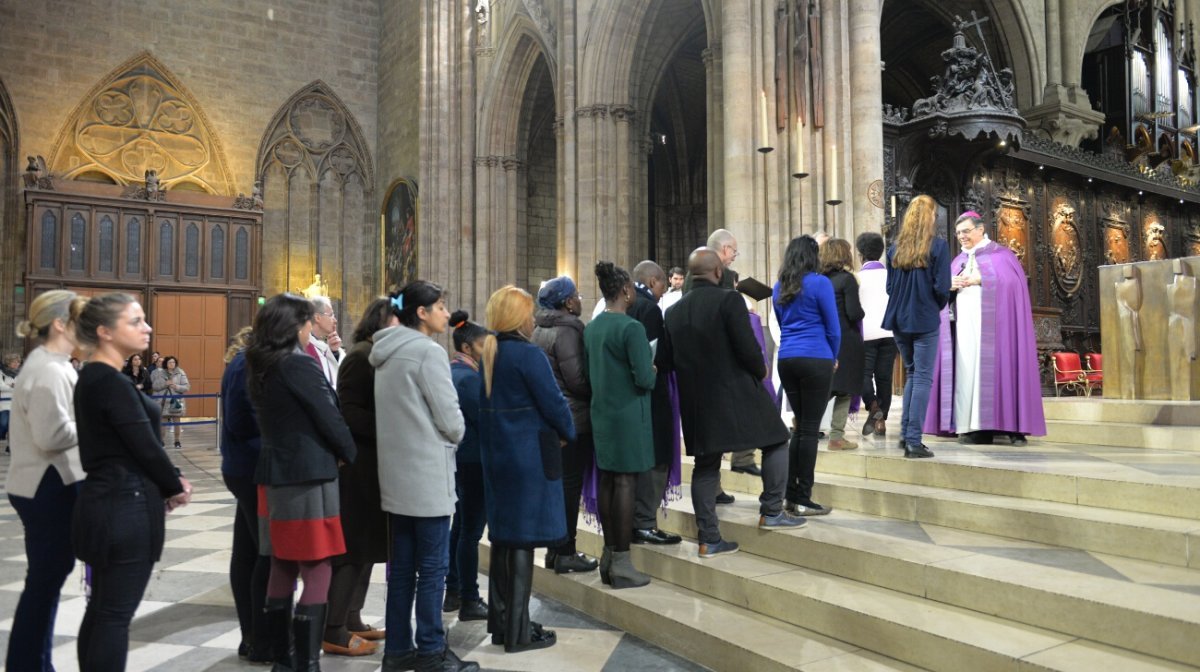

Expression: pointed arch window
xmin=210 ymin=225 xmax=225 ymax=278
xmin=40 ymin=211 xmax=57 ymax=269
xmin=235 ymin=227 xmax=249 ymax=280
xmin=159 ymin=220 xmax=174 ymax=276
xmin=99 ymin=215 xmax=114 ymax=272
xmin=184 ymin=223 xmax=200 ymax=277
xmin=69 ymin=213 xmax=86 ymax=271
xmin=126 ymin=217 xmax=141 ymax=274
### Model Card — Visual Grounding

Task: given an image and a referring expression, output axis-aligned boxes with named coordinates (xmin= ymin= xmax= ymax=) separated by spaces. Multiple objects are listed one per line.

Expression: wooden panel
xmin=152 ymin=291 xmax=226 ymax=422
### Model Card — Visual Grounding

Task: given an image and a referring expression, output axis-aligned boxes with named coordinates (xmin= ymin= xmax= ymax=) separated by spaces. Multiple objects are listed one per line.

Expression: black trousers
xmin=223 ymin=473 xmax=271 ymax=652
xmin=552 ymin=433 xmax=593 ymax=556
xmin=861 ymin=338 xmax=898 ymax=417
xmin=77 ymin=474 xmax=156 ymax=672
xmin=778 ymin=357 xmax=834 ymax=504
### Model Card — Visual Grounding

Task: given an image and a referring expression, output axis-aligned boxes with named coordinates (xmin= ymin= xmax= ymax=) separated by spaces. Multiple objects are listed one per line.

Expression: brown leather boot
xmin=862 ymin=401 xmax=881 ymax=436
xmin=874 ymin=418 xmax=887 ymax=435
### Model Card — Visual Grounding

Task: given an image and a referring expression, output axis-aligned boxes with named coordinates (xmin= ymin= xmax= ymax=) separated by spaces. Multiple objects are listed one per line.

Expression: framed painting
xmin=382 ymin=178 xmax=418 ymax=292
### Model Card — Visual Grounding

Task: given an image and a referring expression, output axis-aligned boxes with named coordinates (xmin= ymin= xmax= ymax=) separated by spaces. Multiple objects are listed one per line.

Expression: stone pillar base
xmin=1023 ymin=86 xmax=1107 ymax=147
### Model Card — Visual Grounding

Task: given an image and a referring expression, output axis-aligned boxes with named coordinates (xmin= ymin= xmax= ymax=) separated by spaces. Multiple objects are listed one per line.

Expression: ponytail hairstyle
xmin=450 ymin=310 xmax=489 ymax=353
xmin=389 ymin=280 xmax=445 ymax=329
xmin=481 ymin=285 xmax=534 ymax=397
xmin=594 ymin=261 xmax=631 ymax=301
xmin=245 ymin=293 xmax=314 ymax=398
xmin=70 ymin=293 xmax=138 ymax=349
xmin=16 ymin=289 xmax=78 ymax=340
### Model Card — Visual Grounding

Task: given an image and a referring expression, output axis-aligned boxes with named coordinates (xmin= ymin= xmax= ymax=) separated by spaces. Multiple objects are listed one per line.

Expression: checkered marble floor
xmin=0 ymin=431 xmax=709 ymax=672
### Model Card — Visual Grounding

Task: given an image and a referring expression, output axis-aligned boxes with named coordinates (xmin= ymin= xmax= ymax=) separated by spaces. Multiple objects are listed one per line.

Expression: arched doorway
xmin=641 ymin=1 xmax=708 ymax=271
xmin=516 ymin=54 xmax=557 ymax=291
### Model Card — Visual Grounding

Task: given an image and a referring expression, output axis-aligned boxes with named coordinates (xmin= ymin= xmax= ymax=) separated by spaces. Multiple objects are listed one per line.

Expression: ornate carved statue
xmin=22 ymin=155 xmax=52 ymax=189
xmin=911 ymin=25 xmax=1017 ymax=118
xmin=1144 ymin=220 xmax=1167 ymax=260
xmin=144 ymin=169 xmax=160 ymax=198
xmin=1115 ymin=265 xmax=1143 ymax=399
xmin=1168 ymin=259 xmax=1197 ymax=400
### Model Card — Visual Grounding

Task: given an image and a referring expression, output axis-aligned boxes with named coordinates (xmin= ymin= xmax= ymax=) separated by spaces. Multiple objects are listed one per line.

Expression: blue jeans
xmin=385 ymin=514 xmax=450 ymax=656
xmin=0 ymin=409 xmax=9 ymax=441
xmin=445 ymin=462 xmax=487 ymax=602
xmin=894 ymin=329 xmax=940 ymax=447
xmin=7 ymin=468 xmax=78 ymax=672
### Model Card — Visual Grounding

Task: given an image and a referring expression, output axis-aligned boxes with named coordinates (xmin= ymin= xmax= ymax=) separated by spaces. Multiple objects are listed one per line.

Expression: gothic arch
xmin=255 ymin=81 xmax=375 ymax=323
xmin=47 ymin=52 xmax=235 ymax=194
xmin=0 ymin=77 xmax=20 ymax=354
xmin=578 ymin=1 xmax=655 ymax=106
xmin=479 ymin=20 xmax=554 ymax=157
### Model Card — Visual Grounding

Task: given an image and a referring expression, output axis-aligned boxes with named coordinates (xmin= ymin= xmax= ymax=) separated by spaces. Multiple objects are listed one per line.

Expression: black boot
xmin=504 ymin=549 xmax=556 ymax=653
xmin=414 ymin=647 xmax=480 ymax=672
xmin=265 ymin=597 xmax=294 ymax=671
xmin=486 ymin=544 xmax=510 ymax=646
xmin=293 ymin=603 xmax=326 ymax=672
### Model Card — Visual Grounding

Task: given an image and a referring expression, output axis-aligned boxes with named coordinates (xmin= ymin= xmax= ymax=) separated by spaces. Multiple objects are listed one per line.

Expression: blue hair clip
xmin=391 ymin=295 xmax=404 ymax=312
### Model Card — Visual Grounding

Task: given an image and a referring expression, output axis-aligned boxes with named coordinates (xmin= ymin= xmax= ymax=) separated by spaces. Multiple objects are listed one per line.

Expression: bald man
xmin=660 ymin=248 xmax=804 ymax=558
xmin=627 ymin=261 xmax=681 ymax=545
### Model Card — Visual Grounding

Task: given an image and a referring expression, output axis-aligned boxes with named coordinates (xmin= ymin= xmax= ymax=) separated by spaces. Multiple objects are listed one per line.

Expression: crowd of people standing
xmin=1 ymin=193 xmax=1047 ymax=672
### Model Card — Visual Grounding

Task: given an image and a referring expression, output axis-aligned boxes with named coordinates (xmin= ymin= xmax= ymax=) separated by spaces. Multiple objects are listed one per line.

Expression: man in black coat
xmin=660 ymin=248 xmax=804 ymax=558
xmin=627 ymin=261 xmax=682 ymax=546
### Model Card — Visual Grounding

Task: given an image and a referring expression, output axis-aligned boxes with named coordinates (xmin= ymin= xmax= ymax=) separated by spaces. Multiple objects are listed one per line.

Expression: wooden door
xmin=151 ymin=292 xmax=227 ymax=419
xmin=61 ymin=286 xmax=146 ymax=363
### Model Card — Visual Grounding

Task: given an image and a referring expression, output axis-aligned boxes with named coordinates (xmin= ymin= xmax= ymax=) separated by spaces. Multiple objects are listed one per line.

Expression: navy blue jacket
xmin=219 ymin=351 xmax=259 ymax=479
xmin=451 ymin=358 xmax=482 ymax=463
xmin=882 ymin=237 xmax=952 ymax=334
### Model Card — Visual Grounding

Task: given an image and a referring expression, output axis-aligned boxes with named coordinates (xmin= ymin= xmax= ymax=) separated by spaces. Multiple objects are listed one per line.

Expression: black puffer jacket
xmin=532 ymin=308 xmax=591 ymax=435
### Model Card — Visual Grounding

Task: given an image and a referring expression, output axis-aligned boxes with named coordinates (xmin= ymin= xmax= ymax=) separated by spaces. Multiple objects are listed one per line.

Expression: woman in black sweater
xmin=71 ymin=293 xmax=192 ymax=671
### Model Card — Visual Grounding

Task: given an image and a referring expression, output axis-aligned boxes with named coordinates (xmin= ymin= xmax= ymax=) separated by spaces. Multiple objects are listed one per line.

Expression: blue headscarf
xmin=537 ymin=276 xmax=577 ymax=310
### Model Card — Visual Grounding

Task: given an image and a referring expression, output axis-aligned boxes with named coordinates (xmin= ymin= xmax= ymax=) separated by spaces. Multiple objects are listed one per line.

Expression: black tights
xmin=598 ymin=470 xmax=636 ymax=552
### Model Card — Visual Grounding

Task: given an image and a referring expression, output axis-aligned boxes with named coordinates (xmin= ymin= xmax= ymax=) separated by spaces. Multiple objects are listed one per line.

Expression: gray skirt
xmin=258 ymin=480 xmax=345 ymax=561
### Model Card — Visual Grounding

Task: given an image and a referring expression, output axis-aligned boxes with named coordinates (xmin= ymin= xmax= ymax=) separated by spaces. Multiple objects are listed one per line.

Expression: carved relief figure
xmin=1050 ymin=203 xmax=1083 ymax=297
xmin=1168 ymin=259 xmax=1197 ymax=400
xmin=996 ymin=204 xmax=1027 ymax=263
xmin=1144 ymin=219 xmax=1167 ymax=260
xmin=1105 ymin=223 xmax=1131 ymax=265
xmin=1115 ymin=265 xmax=1143 ymax=399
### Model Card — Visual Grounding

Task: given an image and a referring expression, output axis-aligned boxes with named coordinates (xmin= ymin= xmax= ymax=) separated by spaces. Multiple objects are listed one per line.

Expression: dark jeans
xmin=0 ymin=409 xmax=9 ymax=440
xmin=778 ymin=357 xmax=834 ymax=504
xmin=691 ymin=443 xmax=786 ymax=545
xmin=7 ymin=468 xmax=78 ymax=672
xmin=861 ymin=338 xmax=898 ymax=417
xmin=385 ymin=514 xmax=450 ymax=656
xmin=222 ymin=473 xmax=270 ymax=651
xmin=894 ymin=329 xmax=940 ymax=446
xmin=77 ymin=473 xmax=155 ymax=672
xmin=446 ymin=461 xmax=487 ymax=601
xmin=553 ymin=433 xmax=592 ymax=556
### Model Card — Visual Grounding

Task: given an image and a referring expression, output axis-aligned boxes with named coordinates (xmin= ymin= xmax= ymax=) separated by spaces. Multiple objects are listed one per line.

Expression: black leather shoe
xmin=731 ymin=464 xmax=762 ymax=476
xmin=383 ymin=651 xmax=418 ymax=671
xmin=1009 ymin=433 xmax=1028 ymax=446
xmin=958 ymin=431 xmax=993 ymax=445
xmin=504 ymin=625 xmax=557 ymax=654
xmin=715 ymin=492 xmax=735 ymax=505
xmin=898 ymin=439 xmax=907 ymax=451
xmin=632 ymin=528 xmax=682 ymax=545
xmin=904 ymin=443 xmax=935 ymax=458
xmin=458 ymin=598 xmax=488 ymax=622
xmin=543 ymin=550 xmax=557 ymax=570
xmin=415 ymin=647 xmax=480 ymax=672
xmin=554 ymin=552 xmax=599 ymax=573
xmin=442 ymin=593 xmax=460 ymax=614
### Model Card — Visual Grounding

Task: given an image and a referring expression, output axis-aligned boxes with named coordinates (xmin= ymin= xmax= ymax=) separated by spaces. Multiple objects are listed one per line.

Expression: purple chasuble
xmin=924 ymin=242 xmax=1046 ymax=436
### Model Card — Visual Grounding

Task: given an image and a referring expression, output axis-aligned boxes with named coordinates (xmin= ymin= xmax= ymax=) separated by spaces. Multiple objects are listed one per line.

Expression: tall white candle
xmin=760 ymin=91 xmax=771 ymax=150
xmin=794 ymin=122 xmax=805 ymax=175
xmin=891 ymin=195 xmax=897 ymax=219
xmin=830 ymin=145 xmax=838 ymax=200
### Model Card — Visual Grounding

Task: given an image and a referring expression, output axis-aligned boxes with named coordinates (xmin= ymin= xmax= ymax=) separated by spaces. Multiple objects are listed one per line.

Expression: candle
xmin=794 ymin=122 xmax=805 ymax=176
xmin=760 ymin=90 xmax=770 ymax=150
xmin=891 ymin=195 xmax=897 ymax=219
xmin=830 ymin=145 xmax=838 ymax=201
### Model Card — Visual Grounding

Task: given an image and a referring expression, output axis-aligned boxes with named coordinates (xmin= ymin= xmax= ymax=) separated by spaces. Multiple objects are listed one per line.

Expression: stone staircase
xmin=1042 ymin=398 xmax=1200 ymax=451
xmin=484 ymin=424 xmax=1200 ymax=671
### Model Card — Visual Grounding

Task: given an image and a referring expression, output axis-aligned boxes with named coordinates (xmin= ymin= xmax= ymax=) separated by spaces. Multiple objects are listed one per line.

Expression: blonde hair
xmin=224 ymin=326 xmax=253 ymax=363
xmin=480 ymin=285 xmax=534 ymax=397
xmin=16 ymin=290 xmax=78 ymax=340
xmin=819 ymin=238 xmax=854 ymax=274
xmin=70 ymin=293 xmax=137 ymax=349
xmin=892 ymin=195 xmax=937 ymax=270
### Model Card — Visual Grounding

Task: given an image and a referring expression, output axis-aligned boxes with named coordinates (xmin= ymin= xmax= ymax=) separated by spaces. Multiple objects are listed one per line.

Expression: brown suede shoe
xmin=874 ymin=419 xmax=887 ymax=435
xmin=827 ymin=438 xmax=858 ymax=451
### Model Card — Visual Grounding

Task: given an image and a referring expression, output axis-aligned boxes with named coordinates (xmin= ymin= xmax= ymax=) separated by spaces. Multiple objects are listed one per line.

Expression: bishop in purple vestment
xmin=924 ymin=212 xmax=1046 ymax=443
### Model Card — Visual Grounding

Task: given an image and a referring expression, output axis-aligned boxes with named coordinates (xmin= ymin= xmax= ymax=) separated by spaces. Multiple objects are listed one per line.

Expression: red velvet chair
xmin=1051 ymin=352 xmax=1088 ymax=397
xmin=1083 ymin=353 xmax=1103 ymax=396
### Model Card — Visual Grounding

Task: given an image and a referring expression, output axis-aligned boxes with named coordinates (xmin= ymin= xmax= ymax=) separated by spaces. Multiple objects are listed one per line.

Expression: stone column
xmin=1060 ymin=0 xmax=1079 ymax=88
xmin=1044 ymin=0 xmax=1061 ymax=93
xmin=721 ymin=0 xmax=755 ymax=256
xmin=1024 ymin=0 xmax=1104 ymax=145
xmin=703 ymin=45 xmax=725 ymax=230
xmin=558 ymin=1 xmax=578 ymax=285
xmin=848 ymin=0 xmax=883 ymax=238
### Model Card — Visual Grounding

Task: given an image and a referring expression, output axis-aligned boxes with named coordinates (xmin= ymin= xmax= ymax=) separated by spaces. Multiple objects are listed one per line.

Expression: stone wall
xmin=378 ymin=0 xmax=422 ymax=201
xmin=525 ymin=126 xmax=557 ymax=290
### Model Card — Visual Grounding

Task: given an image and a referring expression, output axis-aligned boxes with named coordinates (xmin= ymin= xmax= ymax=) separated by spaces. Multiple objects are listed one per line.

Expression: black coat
xmin=252 ymin=352 xmax=356 ymax=486
xmin=660 ymin=279 xmax=789 ymax=456
xmin=532 ymin=308 xmax=592 ymax=435
xmin=627 ymin=285 xmax=674 ymax=465
xmin=334 ymin=340 xmax=388 ymax=564
xmin=827 ymin=270 xmax=866 ymax=396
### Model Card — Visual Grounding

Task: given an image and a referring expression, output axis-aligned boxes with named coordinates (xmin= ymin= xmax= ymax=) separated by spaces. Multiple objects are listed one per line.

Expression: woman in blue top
xmin=773 ymin=235 xmax=840 ymax=516
xmin=444 ymin=310 xmax=490 ymax=622
xmin=881 ymin=194 xmax=951 ymax=459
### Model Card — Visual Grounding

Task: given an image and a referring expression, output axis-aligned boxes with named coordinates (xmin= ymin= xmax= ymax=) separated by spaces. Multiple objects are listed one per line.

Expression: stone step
xmin=570 ymin=530 xmax=1194 ymax=672
xmin=812 ymin=445 xmax=1200 ymax=520
xmin=1043 ymin=419 xmax=1199 ymax=451
xmin=703 ymin=465 xmax=1200 ymax=567
xmin=1042 ymin=399 xmax=1200 ymax=426
xmin=647 ymin=493 xmax=1200 ymax=667
xmin=477 ymin=540 xmax=928 ymax=672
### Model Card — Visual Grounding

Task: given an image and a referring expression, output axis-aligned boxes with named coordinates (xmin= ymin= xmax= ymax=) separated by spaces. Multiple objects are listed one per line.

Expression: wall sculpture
xmin=1103 ymin=201 xmax=1132 ymax=265
xmin=1144 ymin=213 xmax=1168 ymax=260
xmin=1050 ymin=201 xmax=1083 ymax=298
xmin=48 ymin=52 xmax=233 ymax=194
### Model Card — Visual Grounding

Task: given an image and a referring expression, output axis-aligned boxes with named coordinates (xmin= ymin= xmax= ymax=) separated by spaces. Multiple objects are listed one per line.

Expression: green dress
xmin=584 ymin=311 xmax=657 ymax=473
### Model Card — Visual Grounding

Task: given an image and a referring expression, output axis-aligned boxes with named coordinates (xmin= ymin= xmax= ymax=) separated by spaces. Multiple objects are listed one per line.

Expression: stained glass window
xmin=235 ymin=227 xmax=249 ymax=280
xmin=211 ymin=226 xmax=225 ymax=278
xmin=40 ymin=211 xmax=57 ymax=269
xmin=185 ymin=223 xmax=200 ymax=277
xmin=99 ymin=216 xmax=114 ymax=272
xmin=127 ymin=218 xmax=141 ymax=274
xmin=159 ymin=221 xmax=174 ymax=276
xmin=69 ymin=213 xmax=86 ymax=271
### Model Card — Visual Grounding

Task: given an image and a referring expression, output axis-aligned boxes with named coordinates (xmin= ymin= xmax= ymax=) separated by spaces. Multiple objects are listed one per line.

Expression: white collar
xmin=962 ymin=234 xmax=991 ymax=256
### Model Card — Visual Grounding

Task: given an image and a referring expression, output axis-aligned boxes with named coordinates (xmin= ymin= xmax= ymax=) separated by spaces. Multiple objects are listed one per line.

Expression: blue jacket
xmin=774 ymin=273 xmax=841 ymax=360
xmin=882 ymin=237 xmax=952 ymax=334
xmin=219 ymin=351 xmax=260 ymax=479
xmin=479 ymin=335 xmax=575 ymax=549
xmin=451 ymin=358 xmax=482 ymax=463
